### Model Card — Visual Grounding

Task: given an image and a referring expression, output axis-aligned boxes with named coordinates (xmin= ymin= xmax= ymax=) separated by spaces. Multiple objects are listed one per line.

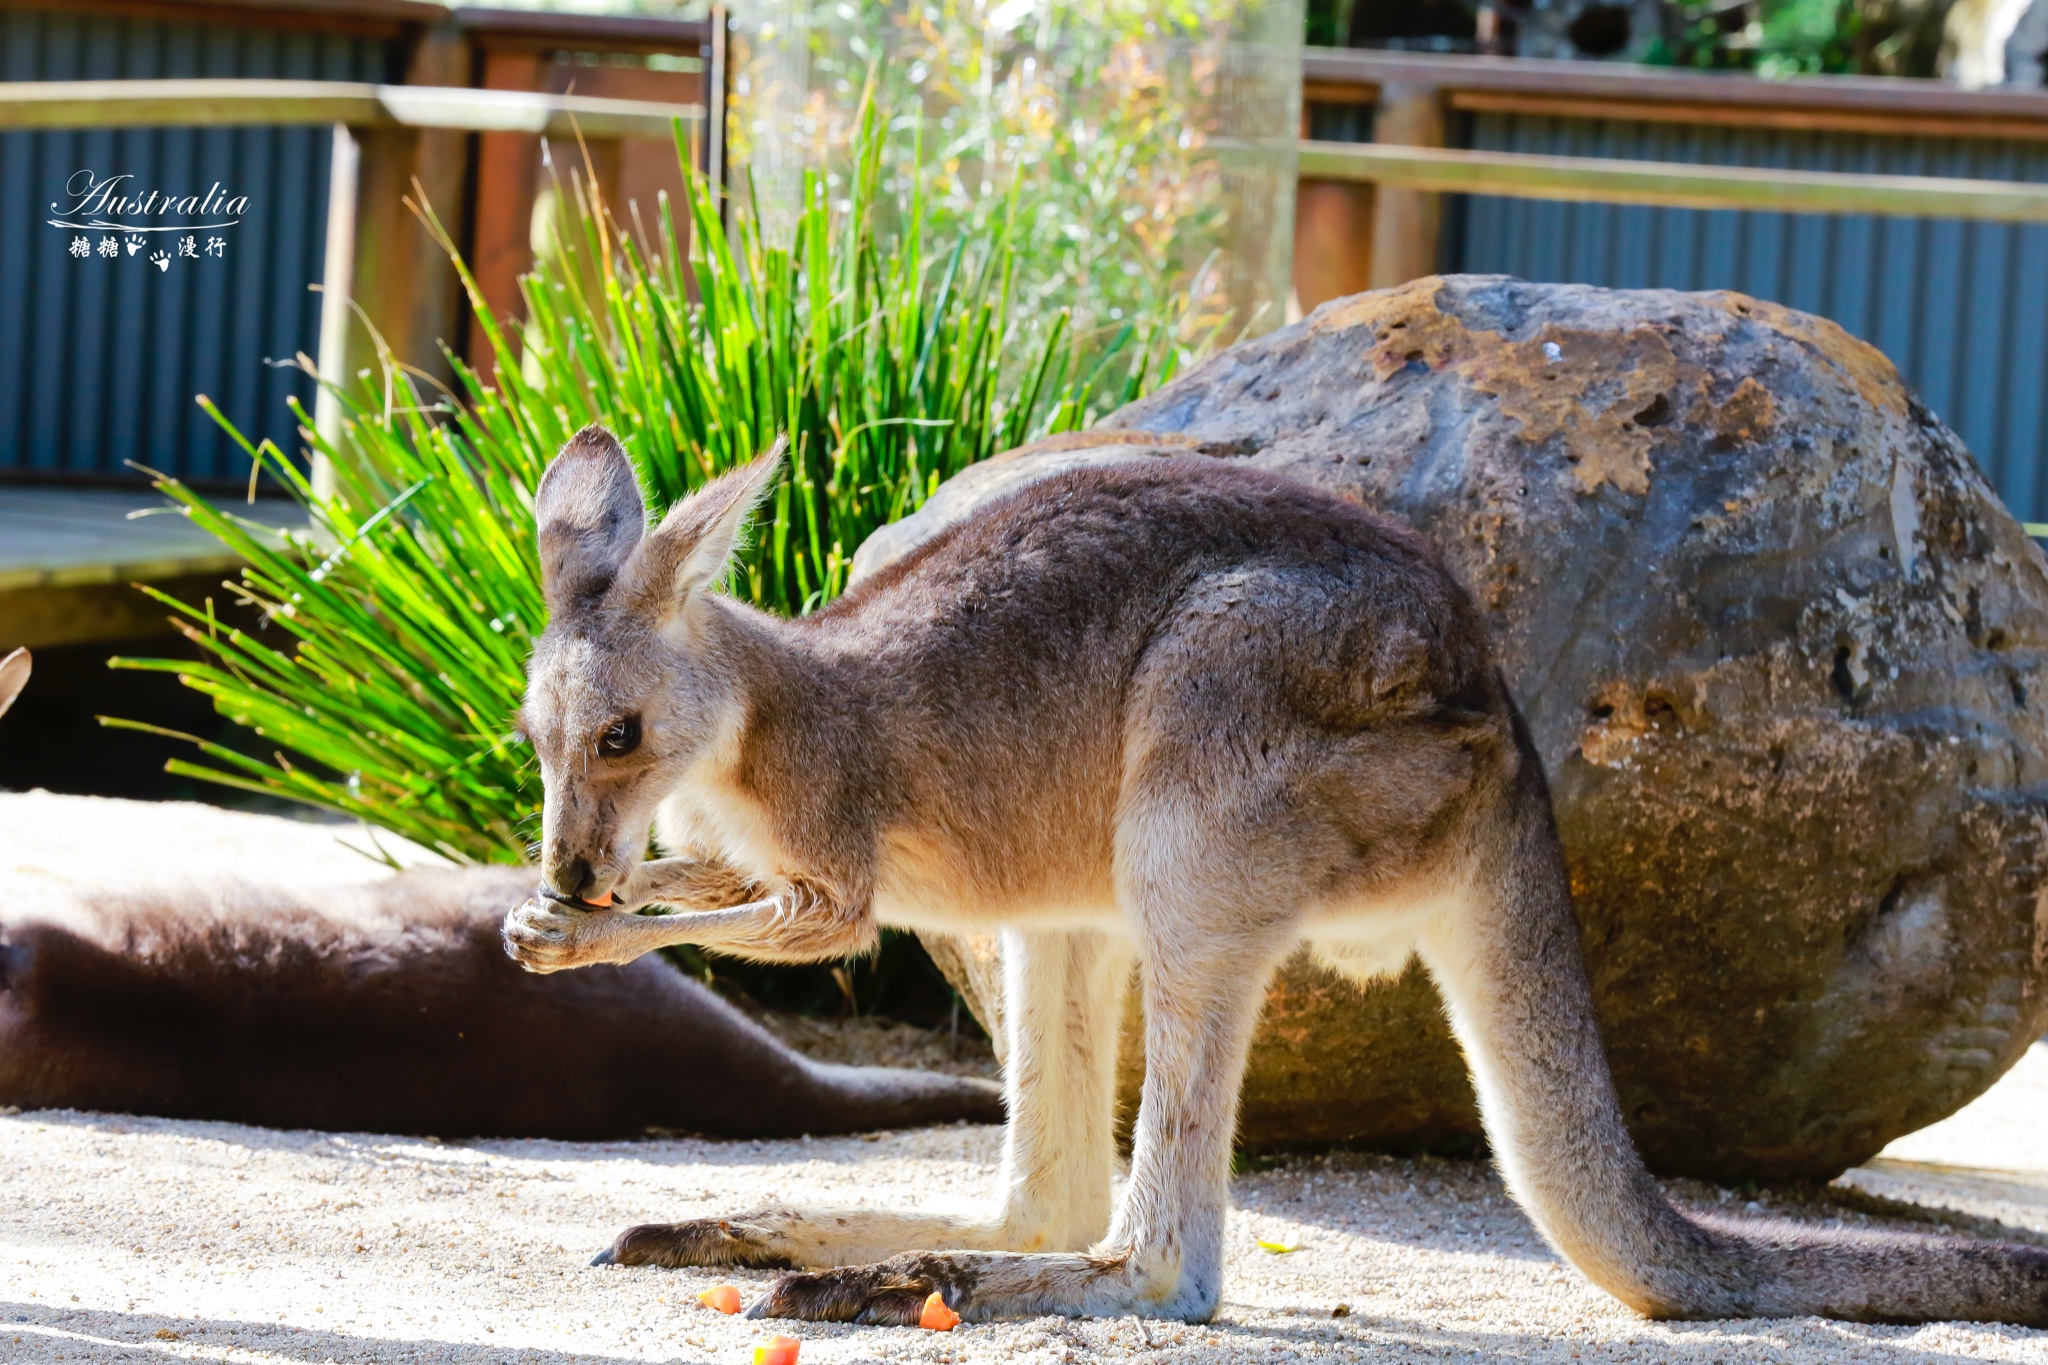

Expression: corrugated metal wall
xmin=1446 ymin=113 xmax=2048 ymax=521
xmin=0 ymin=9 xmax=401 ymax=487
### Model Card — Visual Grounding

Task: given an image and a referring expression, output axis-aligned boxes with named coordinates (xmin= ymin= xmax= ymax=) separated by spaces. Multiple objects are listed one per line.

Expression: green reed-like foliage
xmin=107 ymin=94 xmax=1177 ymax=865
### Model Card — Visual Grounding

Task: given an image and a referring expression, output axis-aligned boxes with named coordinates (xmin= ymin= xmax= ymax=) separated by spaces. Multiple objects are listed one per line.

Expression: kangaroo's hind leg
xmin=595 ymin=925 xmax=1130 ymax=1270
xmin=744 ymin=877 xmax=1298 ymax=1322
xmin=744 ymin=766 xmax=1308 ymax=1323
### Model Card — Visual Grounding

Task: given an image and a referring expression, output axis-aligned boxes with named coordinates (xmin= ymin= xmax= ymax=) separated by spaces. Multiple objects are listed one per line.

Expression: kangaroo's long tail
xmin=1416 ymin=707 xmax=2048 ymax=1326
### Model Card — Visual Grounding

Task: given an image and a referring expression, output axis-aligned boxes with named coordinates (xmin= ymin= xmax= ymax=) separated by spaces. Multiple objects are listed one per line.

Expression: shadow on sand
xmin=2 ymin=1298 xmax=671 ymax=1364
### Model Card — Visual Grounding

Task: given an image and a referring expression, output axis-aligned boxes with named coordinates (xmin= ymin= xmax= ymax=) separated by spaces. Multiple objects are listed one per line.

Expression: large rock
xmin=862 ymin=276 xmax=2048 ymax=1182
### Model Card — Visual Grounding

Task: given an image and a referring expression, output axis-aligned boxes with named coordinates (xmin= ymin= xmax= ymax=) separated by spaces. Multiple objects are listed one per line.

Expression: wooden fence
xmin=1294 ymin=48 xmax=2048 ymax=301
xmin=14 ymin=20 xmax=2048 ymax=648
xmin=14 ymin=54 xmax=2046 ymax=458
xmin=10 ymin=23 xmax=2048 ymax=505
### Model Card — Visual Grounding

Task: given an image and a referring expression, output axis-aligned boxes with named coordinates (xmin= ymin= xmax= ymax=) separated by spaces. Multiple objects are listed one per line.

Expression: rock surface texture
xmin=862 ymin=276 xmax=2048 ymax=1181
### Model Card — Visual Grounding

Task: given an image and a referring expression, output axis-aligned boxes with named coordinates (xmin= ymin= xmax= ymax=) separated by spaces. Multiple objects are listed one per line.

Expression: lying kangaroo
xmin=504 ymin=425 xmax=2048 ymax=1326
xmin=0 ymin=646 xmax=999 ymax=1138
xmin=0 ymin=866 xmax=1002 ymax=1138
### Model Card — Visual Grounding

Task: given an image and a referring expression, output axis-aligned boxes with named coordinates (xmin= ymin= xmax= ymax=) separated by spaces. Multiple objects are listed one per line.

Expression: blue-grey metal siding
xmin=1446 ymin=113 xmax=2048 ymax=522
xmin=0 ymin=9 xmax=399 ymax=487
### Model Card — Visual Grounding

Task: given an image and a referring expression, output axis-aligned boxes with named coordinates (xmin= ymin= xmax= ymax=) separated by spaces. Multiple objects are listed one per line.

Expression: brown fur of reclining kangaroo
xmin=0 ymin=863 xmax=1001 ymax=1138
xmin=0 ymin=646 xmax=998 ymax=1139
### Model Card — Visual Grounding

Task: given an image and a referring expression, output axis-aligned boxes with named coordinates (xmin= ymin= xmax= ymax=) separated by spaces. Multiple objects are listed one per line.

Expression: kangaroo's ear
xmin=0 ymin=648 xmax=29 ymax=723
xmin=621 ymin=437 xmax=787 ymax=620
xmin=535 ymin=425 xmax=646 ymax=616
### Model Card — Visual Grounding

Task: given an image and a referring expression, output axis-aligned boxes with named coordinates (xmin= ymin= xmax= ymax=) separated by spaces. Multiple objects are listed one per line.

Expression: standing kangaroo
xmin=505 ymin=425 xmax=2048 ymax=1327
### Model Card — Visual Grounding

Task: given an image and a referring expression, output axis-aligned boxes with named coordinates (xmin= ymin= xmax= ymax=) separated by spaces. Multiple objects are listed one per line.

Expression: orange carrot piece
xmin=589 ymin=892 xmax=613 ymax=907
xmin=697 ymin=1284 xmax=742 ymax=1314
xmin=752 ymin=1336 xmax=800 ymax=1365
xmin=919 ymin=1290 xmax=961 ymax=1331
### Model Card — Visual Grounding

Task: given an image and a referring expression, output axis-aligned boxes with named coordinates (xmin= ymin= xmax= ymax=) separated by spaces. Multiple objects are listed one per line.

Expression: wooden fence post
xmin=310 ymin=25 xmax=470 ymax=491
xmin=313 ymin=122 xmax=360 ymax=499
xmin=1291 ymin=85 xmax=1376 ymax=312
xmin=467 ymin=46 xmax=546 ymax=367
xmin=1293 ymin=178 xmax=1377 ymax=313
xmin=1367 ymin=81 xmax=1446 ymax=288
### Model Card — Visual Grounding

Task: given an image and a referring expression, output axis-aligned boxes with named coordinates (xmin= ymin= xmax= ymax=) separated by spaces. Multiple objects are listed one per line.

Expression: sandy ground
xmin=4 ymin=791 xmax=2048 ymax=1364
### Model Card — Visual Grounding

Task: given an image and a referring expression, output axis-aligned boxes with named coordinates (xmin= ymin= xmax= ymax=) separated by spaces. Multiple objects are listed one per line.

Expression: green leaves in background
xmin=1644 ymin=0 xmax=1951 ymax=78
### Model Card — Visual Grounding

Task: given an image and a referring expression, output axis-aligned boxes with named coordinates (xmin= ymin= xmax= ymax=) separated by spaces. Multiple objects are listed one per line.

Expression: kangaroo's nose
xmin=547 ymin=856 xmax=594 ymax=899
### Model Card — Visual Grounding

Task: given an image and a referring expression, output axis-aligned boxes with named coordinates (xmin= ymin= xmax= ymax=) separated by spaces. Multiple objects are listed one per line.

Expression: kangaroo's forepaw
xmin=746 ymin=1253 xmax=977 ymax=1325
xmin=592 ymin=1218 xmax=795 ymax=1270
xmin=504 ymin=898 xmax=652 ymax=973
xmin=501 ymin=896 xmax=587 ymax=973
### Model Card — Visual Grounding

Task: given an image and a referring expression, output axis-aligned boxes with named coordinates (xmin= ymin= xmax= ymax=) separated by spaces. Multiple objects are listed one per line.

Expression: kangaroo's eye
xmin=598 ymin=716 xmax=641 ymax=758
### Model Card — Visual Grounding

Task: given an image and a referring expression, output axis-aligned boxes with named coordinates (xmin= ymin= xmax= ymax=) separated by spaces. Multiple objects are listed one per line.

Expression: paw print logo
xmin=125 ymin=235 xmax=145 ymax=256
xmin=148 ymin=250 xmax=169 ymax=273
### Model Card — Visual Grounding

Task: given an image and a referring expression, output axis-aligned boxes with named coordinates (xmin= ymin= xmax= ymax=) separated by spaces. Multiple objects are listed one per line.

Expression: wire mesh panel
xmin=0 ymin=8 xmax=399 ymax=487
xmin=1447 ymin=112 xmax=2048 ymax=522
xmin=732 ymin=0 xmax=1305 ymax=356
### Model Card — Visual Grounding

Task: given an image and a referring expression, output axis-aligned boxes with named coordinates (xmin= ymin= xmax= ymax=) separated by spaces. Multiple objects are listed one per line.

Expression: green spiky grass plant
xmin=107 ymin=93 xmax=1180 ymax=869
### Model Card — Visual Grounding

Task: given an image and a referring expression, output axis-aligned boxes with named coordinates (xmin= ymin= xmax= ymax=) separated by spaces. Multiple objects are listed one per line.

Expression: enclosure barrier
xmin=8 ymin=48 xmax=2048 ymax=637
xmin=1297 ymin=48 xmax=2048 ymax=294
xmin=1 ymin=0 xmax=718 ymax=493
xmin=8 ymin=62 xmax=2039 ymax=491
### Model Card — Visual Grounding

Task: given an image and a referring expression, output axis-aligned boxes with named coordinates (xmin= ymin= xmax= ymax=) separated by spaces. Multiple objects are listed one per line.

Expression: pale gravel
xmin=3 ymin=790 xmax=2047 ymax=1364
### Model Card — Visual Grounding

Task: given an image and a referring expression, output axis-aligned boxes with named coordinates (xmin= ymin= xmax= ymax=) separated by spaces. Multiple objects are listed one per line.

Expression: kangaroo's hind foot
xmin=594 ymin=1212 xmax=797 ymax=1269
xmin=745 ymin=1248 xmax=1169 ymax=1325
xmin=593 ymin=1207 xmax=1009 ymax=1271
